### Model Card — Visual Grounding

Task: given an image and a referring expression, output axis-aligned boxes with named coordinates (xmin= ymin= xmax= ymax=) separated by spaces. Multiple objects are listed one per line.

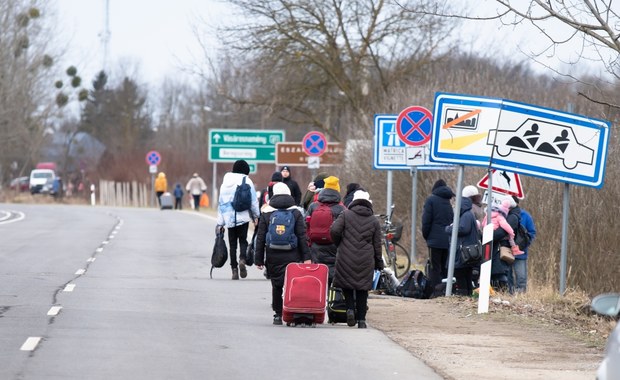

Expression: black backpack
xmin=232 ymin=176 xmax=253 ymax=212
xmin=266 ymin=209 xmax=298 ymax=250
xmin=396 ymin=270 xmax=432 ymax=299
xmin=515 ymin=220 xmax=531 ymax=251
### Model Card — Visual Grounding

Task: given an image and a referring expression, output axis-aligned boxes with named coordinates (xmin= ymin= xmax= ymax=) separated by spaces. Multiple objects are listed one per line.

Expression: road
xmin=0 ymin=203 xmax=441 ymax=380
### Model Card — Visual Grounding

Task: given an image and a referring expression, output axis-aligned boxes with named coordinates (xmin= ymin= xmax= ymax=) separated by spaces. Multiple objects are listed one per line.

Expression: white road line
xmin=75 ymin=269 xmax=85 ymax=275
xmin=0 ymin=211 xmax=10 ymax=221
xmin=63 ymin=284 xmax=76 ymax=292
xmin=87 ymin=258 xmax=96 ymax=262
xmin=0 ymin=211 xmax=25 ymax=225
xmin=102 ymin=241 xmax=109 ymax=245
xmin=109 ymin=235 xmax=115 ymax=239
xmin=95 ymin=247 xmax=103 ymax=252
xmin=47 ymin=306 xmax=62 ymax=316
xmin=20 ymin=337 xmax=41 ymax=351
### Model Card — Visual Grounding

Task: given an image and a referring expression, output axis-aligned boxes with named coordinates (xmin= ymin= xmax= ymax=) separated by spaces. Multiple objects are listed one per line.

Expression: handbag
xmin=210 ymin=226 xmax=228 ymax=278
xmin=499 ymin=246 xmax=515 ymax=264
xmin=244 ymin=228 xmax=257 ymax=267
xmin=460 ymin=242 xmax=482 ymax=265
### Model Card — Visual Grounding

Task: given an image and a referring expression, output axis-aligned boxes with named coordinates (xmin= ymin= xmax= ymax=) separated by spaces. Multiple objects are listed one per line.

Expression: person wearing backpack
xmin=216 ymin=160 xmax=260 ymax=280
xmin=330 ymin=190 xmax=384 ymax=329
xmin=305 ymin=176 xmax=345 ymax=284
xmin=259 ymin=171 xmax=283 ymax=211
xmin=255 ymin=182 xmax=311 ymax=325
xmin=507 ymin=196 xmax=537 ymax=293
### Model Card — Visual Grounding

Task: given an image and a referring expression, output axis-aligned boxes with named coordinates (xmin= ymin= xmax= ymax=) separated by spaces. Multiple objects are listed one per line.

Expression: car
xmin=591 ymin=293 xmax=620 ymax=380
xmin=29 ymin=169 xmax=56 ymax=194
xmin=9 ymin=176 xmax=29 ymax=192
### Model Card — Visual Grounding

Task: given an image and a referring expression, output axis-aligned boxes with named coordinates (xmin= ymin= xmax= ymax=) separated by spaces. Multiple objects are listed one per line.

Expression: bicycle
xmin=377 ymin=205 xmax=411 ymax=279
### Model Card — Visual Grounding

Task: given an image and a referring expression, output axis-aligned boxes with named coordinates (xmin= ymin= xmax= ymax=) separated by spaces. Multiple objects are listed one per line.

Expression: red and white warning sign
xmin=477 ymin=169 xmax=524 ymax=198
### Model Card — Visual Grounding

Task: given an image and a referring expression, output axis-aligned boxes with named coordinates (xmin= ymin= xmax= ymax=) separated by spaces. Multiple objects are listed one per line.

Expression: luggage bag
xmin=282 ymin=263 xmax=328 ymax=326
xmin=327 ymin=287 xmax=348 ymax=324
xmin=160 ymin=192 xmax=173 ymax=210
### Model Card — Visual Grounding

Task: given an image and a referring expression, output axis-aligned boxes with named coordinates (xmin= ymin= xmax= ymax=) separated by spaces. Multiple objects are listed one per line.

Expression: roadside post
xmin=145 ymin=150 xmax=161 ymax=208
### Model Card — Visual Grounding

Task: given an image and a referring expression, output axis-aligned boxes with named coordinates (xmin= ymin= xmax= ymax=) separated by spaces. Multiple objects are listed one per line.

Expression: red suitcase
xmin=282 ymin=263 xmax=329 ymax=326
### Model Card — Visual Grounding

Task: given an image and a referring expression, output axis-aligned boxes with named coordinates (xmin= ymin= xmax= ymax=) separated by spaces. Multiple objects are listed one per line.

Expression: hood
xmin=348 ymin=199 xmax=374 ymax=216
xmin=221 ymin=172 xmax=246 ymax=191
xmin=460 ymin=197 xmax=473 ymax=215
xmin=432 ymin=185 xmax=455 ymax=199
xmin=268 ymin=193 xmax=296 ymax=209
xmin=317 ymin=188 xmax=342 ymax=204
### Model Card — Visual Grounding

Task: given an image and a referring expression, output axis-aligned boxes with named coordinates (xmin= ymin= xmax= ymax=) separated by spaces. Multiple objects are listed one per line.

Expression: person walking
xmin=154 ymin=172 xmax=168 ymax=206
xmin=259 ymin=171 xmax=283 ymax=211
xmin=421 ymin=179 xmax=455 ymax=290
xmin=280 ymin=166 xmax=302 ymax=206
xmin=306 ymin=176 xmax=346 ymax=284
xmin=330 ymin=190 xmax=384 ymax=329
xmin=343 ymin=183 xmax=364 ymax=208
xmin=302 ymin=172 xmax=328 ymax=212
xmin=445 ymin=197 xmax=479 ymax=296
xmin=216 ymin=160 xmax=260 ymax=280
xmin=255 ymin=182 xmax=311 ymax=325
xmin=173 ymin=183 xmax=184 ymax=210
xmin=508 ymin=196 xmax=536 ymax=293
xmin=185 ymin=173 xmax=207 ymax=211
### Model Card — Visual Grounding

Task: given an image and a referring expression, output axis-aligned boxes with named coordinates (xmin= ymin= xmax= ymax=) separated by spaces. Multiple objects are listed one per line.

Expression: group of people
xmin=422 ymin=179 xmax=537 ymax=296
xmin=215 ymin=160 xmax=382 ymax=328
xmin=153 ymin=171 xmax=208 ymax=210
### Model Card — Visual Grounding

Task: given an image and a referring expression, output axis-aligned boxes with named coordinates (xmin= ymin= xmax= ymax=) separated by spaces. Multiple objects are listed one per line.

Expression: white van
xmin=29 ymin=169 xmax=56 ymax=194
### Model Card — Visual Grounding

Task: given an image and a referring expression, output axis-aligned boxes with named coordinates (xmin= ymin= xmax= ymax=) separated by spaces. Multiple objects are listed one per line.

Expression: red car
xmin=9 ymin=176 xmax=30 ymax=192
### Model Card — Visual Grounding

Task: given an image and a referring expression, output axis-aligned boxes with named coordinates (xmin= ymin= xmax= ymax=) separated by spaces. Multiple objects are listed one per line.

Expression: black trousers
xmin=454 ymin=267 xmax=474 ymax=296
xmin=227 ymin=222 xmax=249 ymax=269
xmin=272 ymin=280 xmax=283 ymax=315
xmin=342 ymin=288 xmax=369 ymax=321
xmin=192 ymin=194 xmax=201 ymax=210
xmin=428 ymin=247 xmax=449 ymax=288
xmin=174 ymin=197 xmax=182 ymax=209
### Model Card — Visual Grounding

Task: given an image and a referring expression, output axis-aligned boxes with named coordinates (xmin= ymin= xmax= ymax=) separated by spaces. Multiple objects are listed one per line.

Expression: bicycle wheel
xmin=391 ymin=243 xmax=411 ymax=278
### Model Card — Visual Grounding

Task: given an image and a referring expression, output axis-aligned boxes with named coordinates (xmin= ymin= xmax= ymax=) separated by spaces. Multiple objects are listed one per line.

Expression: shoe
xmin=358 ymin=320 xmax=367 ymax=329
xmin=273 ymin=315 xmax=283 ymax=325
xmin=239 ymin=261 xmax=247 ymax=278
xmin=511 ymin=246 xmax=524 ymax=255
xmin=232 ymin=268 xmax=239 ymax=280
xmin=346 ymin=309 xmax=356 ymax=327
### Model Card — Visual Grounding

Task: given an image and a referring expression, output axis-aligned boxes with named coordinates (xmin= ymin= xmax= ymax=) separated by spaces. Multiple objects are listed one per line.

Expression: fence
xmin=98 ymin=180 xmax=150 ymax=207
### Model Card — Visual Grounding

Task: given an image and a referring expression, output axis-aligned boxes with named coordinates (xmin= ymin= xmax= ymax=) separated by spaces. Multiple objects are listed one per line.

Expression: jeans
xmin=227 ymin=222 xmax=249 ymax=269
xmin=508 ymin=259 xmax=528 ymax=293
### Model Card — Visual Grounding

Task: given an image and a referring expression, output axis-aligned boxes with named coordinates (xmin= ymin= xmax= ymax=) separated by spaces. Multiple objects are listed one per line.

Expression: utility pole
xmin=100 ymin=0 xmax=111 ymax=72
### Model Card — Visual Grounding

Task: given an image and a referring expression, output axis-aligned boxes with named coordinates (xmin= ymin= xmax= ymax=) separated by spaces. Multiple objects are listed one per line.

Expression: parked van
xmin=29 ymin=169 xmax=56 ymax=194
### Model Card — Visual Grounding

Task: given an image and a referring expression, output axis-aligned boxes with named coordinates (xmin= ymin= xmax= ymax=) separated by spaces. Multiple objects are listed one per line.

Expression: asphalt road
xmin=0 ymin=203 xmax=441 ymax=380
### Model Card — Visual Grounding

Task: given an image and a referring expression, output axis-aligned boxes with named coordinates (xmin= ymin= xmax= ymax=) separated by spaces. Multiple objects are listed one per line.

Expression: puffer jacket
xmin=154 ymin=173 xmax=167 ymax=192
xmin=330 ymin=199 xmax=384 ymax=290
xmin=216 ymin=172 xmax=260 ymax=228
xmin=445 ymin=198 xmax=479 ymax=269
xmin=421 ymin=185 xmax=455 ymax=249
xmin=254 ymin=194 xmax=311 ymax=286
xmin=306 ymin=188 xmax=346 ymax=278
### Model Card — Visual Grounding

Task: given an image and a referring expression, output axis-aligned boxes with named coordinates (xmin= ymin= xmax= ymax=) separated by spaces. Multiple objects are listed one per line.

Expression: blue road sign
xmin=430 ymin=92 xmax=610 ymax=188
xmin=373 ymin=114 xmax=453 ymax=171
xmin=396 ymin=106 xmax=433 ymax=146
xmin=302 ymin=131 xmax=327 ymax=156
xmin=145 ymin=150 xmax=161 ymax=166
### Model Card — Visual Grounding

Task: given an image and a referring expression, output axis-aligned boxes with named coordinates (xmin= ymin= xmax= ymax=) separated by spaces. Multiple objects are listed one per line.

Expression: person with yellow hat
xmin=154 ymin=172 xmax=168 ymax=206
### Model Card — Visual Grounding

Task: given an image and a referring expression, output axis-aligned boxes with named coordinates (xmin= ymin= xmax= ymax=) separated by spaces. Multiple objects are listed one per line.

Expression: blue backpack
xmin=232 ymin=176 xmax=253 ymax=213
xmin=266 ymin=209 xmax=298 ymax=250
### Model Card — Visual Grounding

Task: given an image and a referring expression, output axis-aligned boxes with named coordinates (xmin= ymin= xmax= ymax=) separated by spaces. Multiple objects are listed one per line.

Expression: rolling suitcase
xmin=327 ymin=287 xmax=348 ymax=324
xmin=282 ymin=263 xmax=328 ymax=326
xmin=160 ymin=192 xmax=173 ymax=210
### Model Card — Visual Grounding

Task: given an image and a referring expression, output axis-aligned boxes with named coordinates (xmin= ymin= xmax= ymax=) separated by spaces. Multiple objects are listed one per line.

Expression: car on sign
xmin=591 ymin=293 xmax=620 ymax=380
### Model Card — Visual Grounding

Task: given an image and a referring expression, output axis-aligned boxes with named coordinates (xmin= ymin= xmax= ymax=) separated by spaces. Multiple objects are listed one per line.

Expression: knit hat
xmin=232 ymin=160 xmax=250 ymax=175
xmin=352 ymin=190 xmax=371 ymax=203
xmin=500 ymin=199 xmax=511 ymax=215
xmin=462 ymin=185 xmax=479 ymax=198
xmin=192 ymin=173 xmax=198 ymax=178
xmin=432 ymin=179 xmax=447 ymax=190
xmin=271 ymin=172 xmax=283 ymax=182
xmin=314 ymin=179 xmax=325 ymax=189
xmin=323 ymin=176 xmax=340 ymax=192
xmin=346 ymin=183 xmax=362 ymax=194
xmin=280 ymin=166 xmax=291 ymax=172
xmin=272 ymin=182 xmax=291 ymax=196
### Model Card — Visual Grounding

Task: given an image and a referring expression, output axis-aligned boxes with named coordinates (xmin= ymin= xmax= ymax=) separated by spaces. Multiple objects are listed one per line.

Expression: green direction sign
xmin=209 ymin=129 xmax=286 ymax=163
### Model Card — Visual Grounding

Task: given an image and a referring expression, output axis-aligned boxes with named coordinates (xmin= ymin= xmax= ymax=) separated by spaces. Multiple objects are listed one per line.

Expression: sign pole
xmin=212 ymin=163 xmax=218 ymax=210
xmin=445 ymin=165 xmax=464 ymax=296
xmin=559 ymin=183 xmax=570 ymax=294
xmin=150 ymin=173 xmax=155 ymax=207
xmin=386 ymin=170 xmax=393 ymax=217
xmin=410 ymin=167 xmax=418 ymax=264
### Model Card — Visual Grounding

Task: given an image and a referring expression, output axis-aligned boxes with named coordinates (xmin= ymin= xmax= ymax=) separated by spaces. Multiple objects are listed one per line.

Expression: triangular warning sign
xmin=477 ymin=170 xmax=524 ymax=198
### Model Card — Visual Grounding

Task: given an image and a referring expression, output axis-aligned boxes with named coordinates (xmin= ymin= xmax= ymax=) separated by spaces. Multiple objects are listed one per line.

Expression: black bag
xmin=244 ymin=228 xmax=257 ymax=267
xmin=515 ymin=223 xmax=531 ymax=251
xmin=460 ymin=243 xmax=482 ymax=265
xmin=210 ymin=227 xmax=228 ymax=278
xmin=396 ymin=270 xmax=432 ymax=299
xmin=327 ymin=287 xmax=348 ymax=324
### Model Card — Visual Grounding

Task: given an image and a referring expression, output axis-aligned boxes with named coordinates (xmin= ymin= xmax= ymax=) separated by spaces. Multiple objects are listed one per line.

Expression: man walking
xmin=186 ymin=173 xmax=207 ymax=211
xmin=280 ymin=166 xmax=302 ymax=206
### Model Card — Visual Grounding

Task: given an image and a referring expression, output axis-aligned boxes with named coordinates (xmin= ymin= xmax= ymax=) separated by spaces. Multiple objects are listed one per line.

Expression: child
xmin=173 ymin=183 xmax=184 ymax=210
xmin=483 ymin=199 xmax=524 ymax=256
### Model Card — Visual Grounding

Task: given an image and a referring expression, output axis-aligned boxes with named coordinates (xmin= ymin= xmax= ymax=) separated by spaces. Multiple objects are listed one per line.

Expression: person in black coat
xmin=343 ymin=183 xmax=364 ymax=208
xmin=255 ymin=182 xmax=311 ymax=325
xmin=421 ymin=179 xmax=455 ymax=290
xmin=280 ymin=166 xmax=302 ymax=206
xmin=445 ymin=197 xmax=479 ymax=296
xmin=489 ymin=197 xmax=520 ymax=292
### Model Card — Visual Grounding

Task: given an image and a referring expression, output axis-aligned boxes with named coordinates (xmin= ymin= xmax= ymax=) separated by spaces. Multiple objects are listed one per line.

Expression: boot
xmin=239 ymin=261 xmax=247 ymax=278
xmin=358 ymin=320 xmax=367 ymax=329
xmin=346 ymin=309 xmax=356 ymax=327
xmin=232 ymin=268 xmax=239 ymax=280
xmin=511 ymin=245 xmax=524 ymax=256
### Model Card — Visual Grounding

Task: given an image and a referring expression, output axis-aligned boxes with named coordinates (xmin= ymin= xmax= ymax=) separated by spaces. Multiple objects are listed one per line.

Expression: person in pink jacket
xmin=483 ymin=199 xmax=523 ymax=256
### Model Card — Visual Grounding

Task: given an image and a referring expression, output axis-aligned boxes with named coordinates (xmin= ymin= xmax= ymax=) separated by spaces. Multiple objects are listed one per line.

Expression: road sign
xmin=430 ymin=92 xmax=610 ymax=188
xmin=208 ymin=129 xmax=285 ymax=163
xmin=145 ymin=150 xmax=161 ymax=166
xmin=396 ymin=106 xmax=433 ymax=146
xmin=308 ymin=156 xmax=320 ymax=169
xmin=149 ymin=164 xmax=157 ymax=174
xmin=373 ymin=114 xmax=453 ymax=171
xmin=302 ymin=131 xmax=328 ymax=156
xmin=276 ymin=142 xmax=344 ymax=166
xmin=477 ymin=169 xmax=524 ymax=198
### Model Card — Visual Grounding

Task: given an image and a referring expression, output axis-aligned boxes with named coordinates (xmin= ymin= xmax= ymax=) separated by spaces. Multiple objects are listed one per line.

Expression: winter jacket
xmin=154 ymin=173 xmax=167 ymax=192
xmin=517 ymin=208 xmax=537 ymax=260
xmin=282 ymin=176 xmax=302 ymax=205
xmin=330 ymin=199 xmax=384 ymax=291
xmin=343 ymin=183 xmax=363 ymax=208
xmin=185 ymin=176 xmax=207 ymax=196
xmin=445 ymin=198 xmax=479 ymax=269
xmin=490 ymin=205 xmax=521 ymax=276
xmin=254 ymin=194 xmax=311 ymax=287
xmin=421 ymin=185 xmax=455 ymax=249
xmin=173 ymin=184 xmax=184 ymax=198
xmin=302 ymin=173 xmax=329 ymax=211
xmin=305 ymin=188 xmax=346 ymax=277
xmin=216 ymin=172 xmax=260 ymax=228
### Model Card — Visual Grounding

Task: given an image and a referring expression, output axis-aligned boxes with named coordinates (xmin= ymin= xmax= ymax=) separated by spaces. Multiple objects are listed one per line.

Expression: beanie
xmin=432 ymin=179 xmax=447 ymax=190
xmin=323 ymin=176 xmax=340 ymax=192
xmin=500 ymin=199 xmax=511 ymax=215
xmin=462 ymin=185 xmax=479 ymax=198
xmin=232 ymin=160 xmax=250 ymax=175
xmin=352 ymin=190 xmax=371 ymax=203
xmin=271 ymin=172 xmax=283 ymax=182
xmin=280 ymin=166 xmax=291 ymax=172
xmin=273 ymin=182 xmax=291 ymax=196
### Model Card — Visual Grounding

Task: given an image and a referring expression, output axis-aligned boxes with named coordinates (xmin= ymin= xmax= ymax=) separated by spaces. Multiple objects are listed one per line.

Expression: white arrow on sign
xmin=213 ymin=134 xmax=221 ymax=143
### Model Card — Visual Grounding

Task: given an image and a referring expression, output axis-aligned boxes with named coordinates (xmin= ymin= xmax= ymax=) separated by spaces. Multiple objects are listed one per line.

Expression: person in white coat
xmin=185 ymin=173 xmax=207 ymax=211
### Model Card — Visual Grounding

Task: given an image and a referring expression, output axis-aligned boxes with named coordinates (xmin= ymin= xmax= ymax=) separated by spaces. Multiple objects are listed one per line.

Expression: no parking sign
xmin=396 ymin=106 xmax=433 ymax=146
xmin=302 ymin=131 xmax=327 ymax=156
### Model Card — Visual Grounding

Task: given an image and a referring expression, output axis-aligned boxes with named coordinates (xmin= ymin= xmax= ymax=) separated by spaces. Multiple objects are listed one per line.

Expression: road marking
xmin=102 ymin=241 xmax=109 ymax=245
xmin=0 ymin=211 xmax=26 ymax=225
xmin=75 ymin=269 xmax=85 ymax=275
xmin=47 ymin=306 xmax=62 ymax=316
xmin=87 ymin=258 xmax=96 ymax=262
xmin=442 ymin=109 xmax=481 ymax=129
xmin=63 ymin=284 xmax=76 ymax=292
xmin=20 ymin=337 xmax=41 ymax=351
xmin=95 ymin=248 xmax=103 ymax=253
